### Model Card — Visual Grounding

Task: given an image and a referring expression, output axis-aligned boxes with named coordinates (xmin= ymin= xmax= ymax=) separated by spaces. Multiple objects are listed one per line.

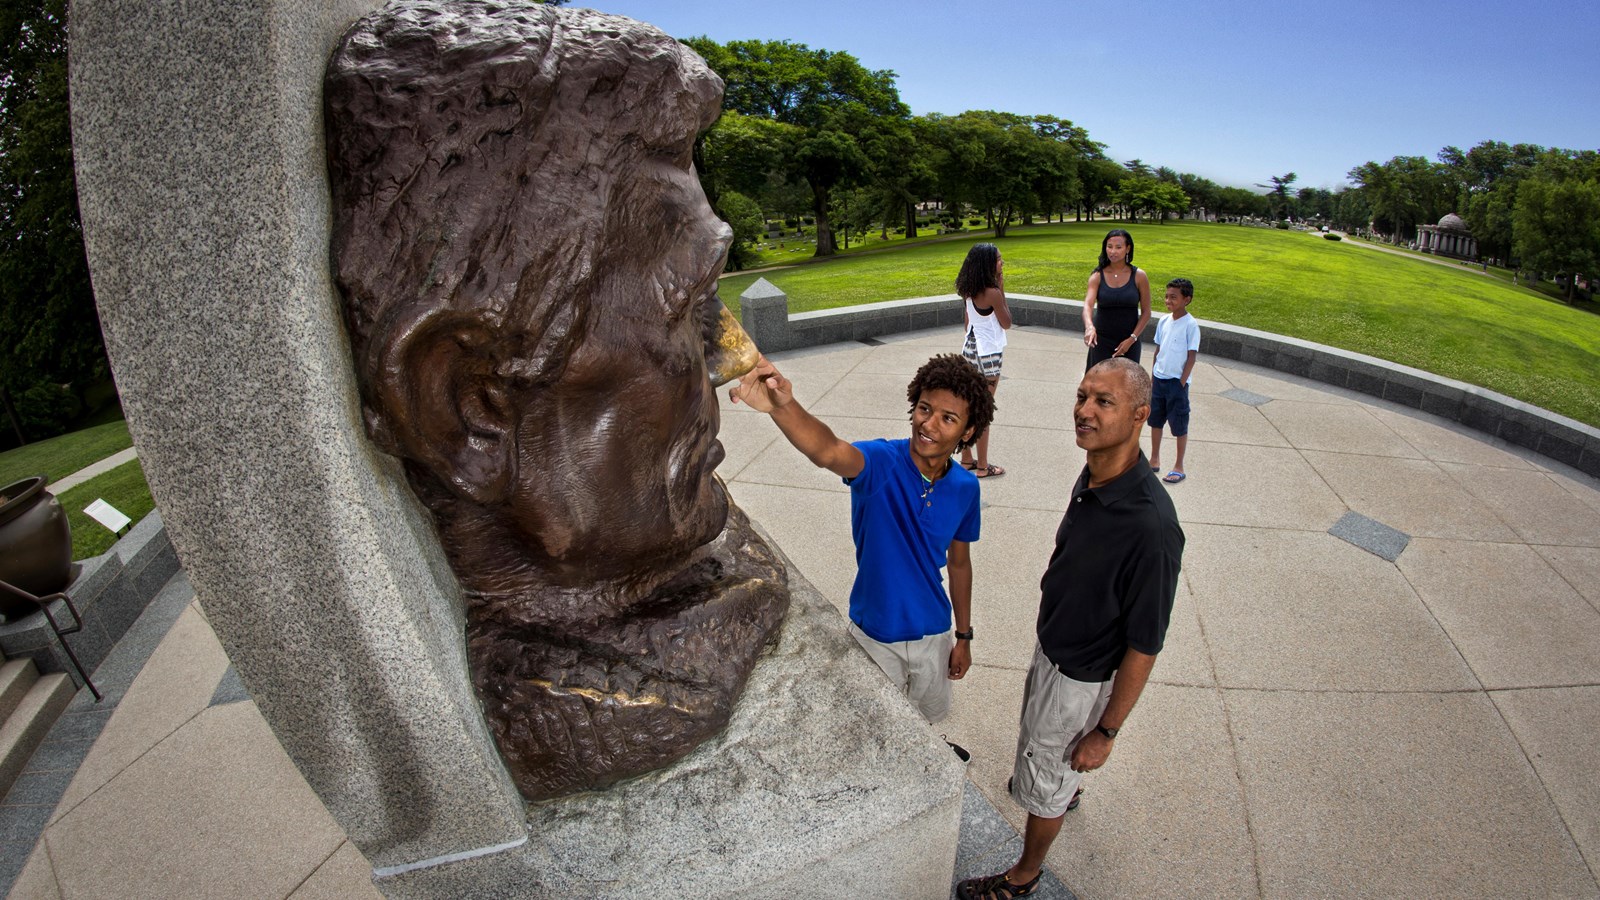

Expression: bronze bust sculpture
xmin=324 ymin=0 xmax=789 ymax=802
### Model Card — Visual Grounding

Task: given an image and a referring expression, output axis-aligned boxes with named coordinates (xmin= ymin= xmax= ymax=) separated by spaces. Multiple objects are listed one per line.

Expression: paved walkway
xmin=44 ymin=447 xmax=139 ymax=494
xmin=7 ymin=326 xmax=1600 ymax=899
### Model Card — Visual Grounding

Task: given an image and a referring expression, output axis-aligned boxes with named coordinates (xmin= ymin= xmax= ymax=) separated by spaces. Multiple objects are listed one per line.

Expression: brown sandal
xmin=974 ymin=464 xmax=1006 ymax=478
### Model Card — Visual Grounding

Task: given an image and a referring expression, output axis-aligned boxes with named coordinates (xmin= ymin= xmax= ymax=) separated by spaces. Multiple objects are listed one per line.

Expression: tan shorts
xmin=1009 ymin=643 xmax=1115 ymax=818
xmin=848 ymin=622 xmax=955 ymax=724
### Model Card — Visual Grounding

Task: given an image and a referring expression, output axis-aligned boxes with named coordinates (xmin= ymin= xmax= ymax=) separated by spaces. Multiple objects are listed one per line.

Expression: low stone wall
xmin=738 ymin=280 xmax=1600 ymax=478
xmin=0 ymin=511 xmax=180 ymax=680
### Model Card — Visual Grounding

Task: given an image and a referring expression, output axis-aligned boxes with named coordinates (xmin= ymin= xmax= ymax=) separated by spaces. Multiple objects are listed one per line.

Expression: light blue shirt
xmin=1153 ymin=313 xmax=1201 ymax=382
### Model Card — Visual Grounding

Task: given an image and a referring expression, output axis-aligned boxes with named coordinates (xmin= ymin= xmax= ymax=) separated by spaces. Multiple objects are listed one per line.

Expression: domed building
xmin=1416 ymin=213 xmax=1477 ymax=260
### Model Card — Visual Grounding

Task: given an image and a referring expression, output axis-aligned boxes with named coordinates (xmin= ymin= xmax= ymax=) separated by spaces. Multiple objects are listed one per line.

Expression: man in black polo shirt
xmin=959 ymin=358 xmax=1184 ymax=900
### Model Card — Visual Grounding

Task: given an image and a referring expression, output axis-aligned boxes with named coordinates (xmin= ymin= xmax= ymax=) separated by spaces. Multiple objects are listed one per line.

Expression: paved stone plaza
xmin=6 ymin=325 xmax=1599 ymax=899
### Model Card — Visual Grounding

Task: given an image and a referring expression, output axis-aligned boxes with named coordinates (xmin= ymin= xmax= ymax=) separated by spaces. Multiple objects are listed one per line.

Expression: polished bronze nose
xmin=705 ymin=301 xmax=760 ymax=387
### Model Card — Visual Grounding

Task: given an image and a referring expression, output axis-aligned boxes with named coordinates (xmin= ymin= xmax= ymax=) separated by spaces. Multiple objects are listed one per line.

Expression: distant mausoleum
xmin=1416 ymin=213 xmax=1477 ymax=260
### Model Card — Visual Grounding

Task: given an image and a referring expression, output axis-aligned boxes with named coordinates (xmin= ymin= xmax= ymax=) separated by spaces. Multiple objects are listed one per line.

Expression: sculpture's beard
xmin=468 ymin=501 xmax=789 ymax=802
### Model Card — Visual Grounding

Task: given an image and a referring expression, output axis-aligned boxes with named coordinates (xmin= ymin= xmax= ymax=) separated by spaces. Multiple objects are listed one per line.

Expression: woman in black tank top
xmin=1082 ymin=228 xmax=1151 ymax=370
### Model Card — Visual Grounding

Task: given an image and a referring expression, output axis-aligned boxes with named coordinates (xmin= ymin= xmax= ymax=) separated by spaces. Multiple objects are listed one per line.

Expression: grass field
xmin=0 ymin=419 xmax=133 ymax=488
xmin=55 ymin=460 xmax=154 ymax=561
xmin=719 ymin=221 xmax=1600 ymax=428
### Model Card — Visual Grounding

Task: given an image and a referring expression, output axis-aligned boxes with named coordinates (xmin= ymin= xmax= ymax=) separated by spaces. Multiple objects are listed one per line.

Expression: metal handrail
xmin=0 ymin=578 xmax=101 ymax=702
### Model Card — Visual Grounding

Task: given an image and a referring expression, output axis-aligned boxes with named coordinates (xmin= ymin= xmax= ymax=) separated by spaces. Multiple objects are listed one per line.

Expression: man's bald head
xmin=1087 ymin=358 xmax=1152 ymax=409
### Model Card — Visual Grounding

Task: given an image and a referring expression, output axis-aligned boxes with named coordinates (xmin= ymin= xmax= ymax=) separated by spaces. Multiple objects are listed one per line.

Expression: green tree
xmin=1331 ymin=187 xmax=1372 ymax=232
xmin=924 ymin=110 xmax=1076 ymax=238
xmin=1113 ymin=177 xmax=1186 ymax=223
xmin=1212 ymin=185 xmax=1263 ymax=220
xmin=0 ymin=0 xmax=106 ymax=444
xmin=1176 ymin=172 xmax=1219 ymax=220
xmin=1348 ymin=157 xmax=1456 ymax=243
xmin=696 ymin=110 xmax=794 ymax=207
xmin=1440 ymin=141 xmax=1544 ymax=261
xmin=1077 ymin=157 xmax=1125 ymax=221
xmin=684 ymin=37 xmax=907 ymax=258
xmin=1027 ymin=116 xmax=1087 ymax=222
xmin=716 ymin=191 xmax=767 ymax=269
xmin=1513 ymin=174 xmax=1600 ymax=301
xmin=859 ymin=114 xmax=928 ymax=238
xmin=1296 ymin=187 xmax=1335 ymax=221
xmin=1257 ymin=172 xmax=1298 ymax=220
xmin=831 ymin=187 xmax=879 ymax=249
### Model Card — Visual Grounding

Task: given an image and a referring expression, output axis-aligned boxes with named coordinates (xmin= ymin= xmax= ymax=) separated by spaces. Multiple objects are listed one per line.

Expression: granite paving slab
xmin=1399 ymin=537 xmax=1600 ymax=689
xmin=1182 ymin=525 xmax=1472 ymax=691
xmin=1228 ymin=690 xmax=1595 ymax=899
xmin=1257 ymin=401 xmax=1423 ymax=458
xmin=1155 ymin=441 xmax=1348 ymax=531
xmin=1305 ymin=452 xmax=1517 ymax=542
xmin=1491 ymin=686 xmax=1600 ymax=877
xmin=1438 ymin=462 xmax=1600 ymax=547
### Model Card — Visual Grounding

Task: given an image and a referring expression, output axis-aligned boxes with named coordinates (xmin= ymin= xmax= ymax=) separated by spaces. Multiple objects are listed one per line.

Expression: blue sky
xmin=598 ymin=0 xmax=1600 ymax=192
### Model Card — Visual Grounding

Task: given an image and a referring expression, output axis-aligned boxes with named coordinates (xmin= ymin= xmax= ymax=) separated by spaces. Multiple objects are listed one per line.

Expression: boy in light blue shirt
xmin=1149 ymin=278 xmax=1200 ymax=483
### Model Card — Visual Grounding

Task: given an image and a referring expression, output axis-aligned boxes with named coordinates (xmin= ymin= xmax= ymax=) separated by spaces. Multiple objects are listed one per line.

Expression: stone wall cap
xmin=737 ymin=277 xmax=788 ymax=302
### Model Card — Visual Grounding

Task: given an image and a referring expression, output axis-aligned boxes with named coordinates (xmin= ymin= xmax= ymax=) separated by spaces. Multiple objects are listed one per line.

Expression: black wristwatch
xmin=954 ymin=627 xmax=974 ymax=641
xmin=1096 ymin=724 xmax=1119 ymax=740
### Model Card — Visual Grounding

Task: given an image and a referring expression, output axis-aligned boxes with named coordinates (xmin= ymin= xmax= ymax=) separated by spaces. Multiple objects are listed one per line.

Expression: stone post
xmin=738 ymin=277 xmax=795 ymax=353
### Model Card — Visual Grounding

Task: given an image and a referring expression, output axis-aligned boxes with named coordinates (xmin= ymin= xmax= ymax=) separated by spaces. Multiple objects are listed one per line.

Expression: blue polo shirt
xmin=844 ymin=439 xmax=982 ymax=643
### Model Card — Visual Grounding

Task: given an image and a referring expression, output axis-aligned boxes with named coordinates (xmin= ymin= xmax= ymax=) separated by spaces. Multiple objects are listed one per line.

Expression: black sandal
xmin=957 ymin=870 xmax=1041 ymax=900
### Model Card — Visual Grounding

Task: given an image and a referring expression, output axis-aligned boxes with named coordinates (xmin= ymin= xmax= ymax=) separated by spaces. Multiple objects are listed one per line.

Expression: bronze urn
xmin=0 ymin=476 xmax=74 ymax=619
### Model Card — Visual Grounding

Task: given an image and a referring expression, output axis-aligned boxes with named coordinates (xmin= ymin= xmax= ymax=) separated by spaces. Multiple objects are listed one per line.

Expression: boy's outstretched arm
xmin=730 ymin=355 xmax=865 ymax=478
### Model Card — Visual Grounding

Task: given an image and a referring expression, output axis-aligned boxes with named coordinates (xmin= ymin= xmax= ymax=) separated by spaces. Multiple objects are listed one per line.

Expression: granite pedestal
xmin=68 ymin=0 xmax=961 ymax=893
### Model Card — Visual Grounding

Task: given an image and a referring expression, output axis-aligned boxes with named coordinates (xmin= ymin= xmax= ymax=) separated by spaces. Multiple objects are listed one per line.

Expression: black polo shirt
xmin=1037 ymin=452 xmax=1184 ymax=682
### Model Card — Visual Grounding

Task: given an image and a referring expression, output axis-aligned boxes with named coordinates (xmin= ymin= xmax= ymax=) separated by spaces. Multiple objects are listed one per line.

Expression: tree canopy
xmin=685 ymin=37 xmax=906 ymax=257
xmin=0 ymin=0 xmax=105 ymax=443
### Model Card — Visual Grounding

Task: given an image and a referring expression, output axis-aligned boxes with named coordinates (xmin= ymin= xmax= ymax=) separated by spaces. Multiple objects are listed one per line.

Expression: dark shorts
xmin=1148 ymin=377 xmax=1190 ymax=435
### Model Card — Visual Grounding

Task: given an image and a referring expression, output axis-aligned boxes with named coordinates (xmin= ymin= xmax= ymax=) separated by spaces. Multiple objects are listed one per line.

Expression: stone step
xmin=0 ymin=658 xmax=41 ymax=723
xmin=0 ymin=672 xmax=75 ymax=799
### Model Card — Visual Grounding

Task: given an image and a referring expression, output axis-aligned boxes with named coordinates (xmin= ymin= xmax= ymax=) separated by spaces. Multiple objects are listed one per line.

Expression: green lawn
xmin=719 ymin=220 xmax=1600 ymax=428
xmin=0 ymin=419 xmax=133 ymax=487
xmin=56 ymin=459 xmax=154 ymax=561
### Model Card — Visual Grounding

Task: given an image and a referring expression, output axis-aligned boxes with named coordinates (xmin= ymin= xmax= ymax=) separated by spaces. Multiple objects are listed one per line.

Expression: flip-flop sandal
xmin=1163 ymin=470 xmax=1186 ymax=483
xmin=1150 ymin=464 xmax=1161 ymax=472
xmin=974 ymin=464 xmax=1006 ymax=478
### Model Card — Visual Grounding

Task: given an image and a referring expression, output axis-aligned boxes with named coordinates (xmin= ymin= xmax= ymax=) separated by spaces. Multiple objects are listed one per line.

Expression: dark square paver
xmin=1329 ymin=510 xmax=1411 ymax=562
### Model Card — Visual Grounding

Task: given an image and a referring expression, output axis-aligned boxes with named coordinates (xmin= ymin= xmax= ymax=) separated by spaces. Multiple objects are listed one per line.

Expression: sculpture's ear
xmin=368 ymin=311 xmax=518 ymax=506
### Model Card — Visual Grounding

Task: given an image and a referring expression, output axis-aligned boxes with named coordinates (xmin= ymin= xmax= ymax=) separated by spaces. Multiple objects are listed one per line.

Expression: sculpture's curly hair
xmin=906 ymin=354 xmax=996 ymax=452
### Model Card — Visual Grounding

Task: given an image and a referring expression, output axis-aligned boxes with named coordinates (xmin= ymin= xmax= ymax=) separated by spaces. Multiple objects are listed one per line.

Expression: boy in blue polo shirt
xmin=1149 ymin=278 xmax=1200 ymax=483
xmin=730 ymin=353 xmax=995 ymax=724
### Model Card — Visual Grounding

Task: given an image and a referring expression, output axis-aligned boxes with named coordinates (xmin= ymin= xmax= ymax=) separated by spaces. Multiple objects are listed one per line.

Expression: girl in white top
xmin=956 ymin=242 xmax=1012 ymax=477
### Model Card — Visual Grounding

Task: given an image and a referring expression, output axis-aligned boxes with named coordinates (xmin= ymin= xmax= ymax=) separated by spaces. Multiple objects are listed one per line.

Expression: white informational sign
xmin=83 ymin=499 xmax=132 ymax=534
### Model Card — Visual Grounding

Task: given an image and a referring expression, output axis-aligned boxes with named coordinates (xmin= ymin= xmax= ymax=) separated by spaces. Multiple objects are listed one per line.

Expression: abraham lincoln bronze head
xmin=324 ymin=0 xmax=788 ymax=802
